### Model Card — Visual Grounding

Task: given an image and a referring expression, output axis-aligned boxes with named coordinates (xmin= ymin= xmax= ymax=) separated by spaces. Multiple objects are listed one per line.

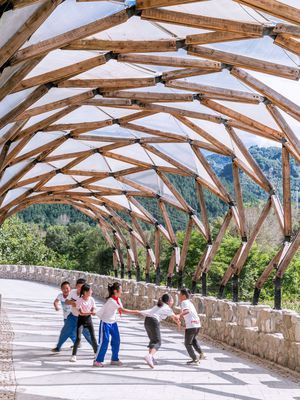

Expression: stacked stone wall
xmin=1 ymin=264 xmax=299 ymax=372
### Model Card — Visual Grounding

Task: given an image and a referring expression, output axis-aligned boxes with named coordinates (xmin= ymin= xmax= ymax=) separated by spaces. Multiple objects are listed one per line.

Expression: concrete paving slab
xmin=1 ymin=279 xmax=300 ymax=400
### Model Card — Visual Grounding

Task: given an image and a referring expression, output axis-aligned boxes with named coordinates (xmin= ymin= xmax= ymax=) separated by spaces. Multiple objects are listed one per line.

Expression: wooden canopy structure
xmin=0 ymin=0 xmax=299 ymax=307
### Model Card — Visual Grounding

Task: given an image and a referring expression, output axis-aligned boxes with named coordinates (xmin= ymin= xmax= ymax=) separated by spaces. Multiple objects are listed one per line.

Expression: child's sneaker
xmin=186 ymin=359 xmax=199 ymax=365
xmin=51 ymin=347 xmax=60 ymax=353
xmin=93 ymin=361 xmax=104 ymax=368
xmin=110 ymin=360 xmax=123 ymax=366
xmin=144 ymin=354 xmax=154 ymax=369
xmin=69 ymin=356 xmax=77 ymax=362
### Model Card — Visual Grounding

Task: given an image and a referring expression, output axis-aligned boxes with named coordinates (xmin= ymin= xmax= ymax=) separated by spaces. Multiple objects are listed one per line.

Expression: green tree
xmin=0 ymin=216 xmax=69 ymax=267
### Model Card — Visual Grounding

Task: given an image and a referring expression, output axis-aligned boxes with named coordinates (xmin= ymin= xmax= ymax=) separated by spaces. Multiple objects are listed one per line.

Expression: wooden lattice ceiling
xmin=0 ymin=0 xmax=299 ymax=305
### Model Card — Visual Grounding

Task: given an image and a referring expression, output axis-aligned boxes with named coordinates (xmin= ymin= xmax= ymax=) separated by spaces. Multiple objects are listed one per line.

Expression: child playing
xmin=52 ymin=281 xmax=76 ymax=351
xmin=70 ymin=283 xmax=98 ymax=362
xmin=52 ymin=278 xmax=92 ymax=353
xmin=53 ymin=281 xmax=72 ymax=322
xmin=141 ymin=293 xmax=180 ymax=368
xmin=94 ymin=282 xmax=139 ymax=368
xmin=178 ymin=288 xmax=205 ymax=365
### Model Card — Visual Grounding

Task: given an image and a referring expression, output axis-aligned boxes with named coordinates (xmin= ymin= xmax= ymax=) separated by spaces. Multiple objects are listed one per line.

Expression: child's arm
xmin=91 ymin=306 xmax=96 ymax=316
xmin=120 ymin=307 xmax=141 ymax=315
xmin=65 ymin=299 xmax=76 ymax=306
xmin=53 ymin=298 xmax=60 ymax=311
xmin=178 ymin=309 xmax=189 ymax=318
xmin=171 ymin=314 xmax=181 ymax=328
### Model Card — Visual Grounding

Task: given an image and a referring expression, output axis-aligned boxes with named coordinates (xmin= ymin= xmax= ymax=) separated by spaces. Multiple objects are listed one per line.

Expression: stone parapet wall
xmin=1 ymin=264 xmax=300 ymax=372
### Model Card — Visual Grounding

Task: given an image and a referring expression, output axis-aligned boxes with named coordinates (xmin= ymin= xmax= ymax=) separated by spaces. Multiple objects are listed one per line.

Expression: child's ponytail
xmin=157 ymin=293 xmax=171 ymax=307
xmin=107 ymin=282 xmax=121 ymax=299
xmin=80 ymin=283 xmax=91 ymax=297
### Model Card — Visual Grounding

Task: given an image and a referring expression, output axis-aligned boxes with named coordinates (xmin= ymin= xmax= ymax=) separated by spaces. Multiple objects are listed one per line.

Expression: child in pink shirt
xmin=70 ymin=284 xmax=98 ymax=362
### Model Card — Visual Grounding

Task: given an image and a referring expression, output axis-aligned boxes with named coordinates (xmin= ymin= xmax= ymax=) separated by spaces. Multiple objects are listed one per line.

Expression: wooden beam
xmin=120 ymin=121 xmax=192 ymax=142
xmin=13 ymin=54 xmax=108 ymax=92
xmin=221 ymin=197 xmax=272 ymax=285
xmin=10 ymin=9 xmax=132 ymax=65
xmin=65 ymin=39 xmax=177 ymax=53
xmin=57 ymin=77 xmax=157 ymax=89
xmin=15 ymin=90 xmax=95 ymax=121
xmin=188 ymin=45 xmax=300 ymax=80
xmin=166 ymin=80 xmax=264 ymax=104
xmin=232 ymin=162 xmax=247 ymax=239
xmin=118 ymin=53 xmax=222 ymax=70
xmin=266 ymin=104 xmax=300 ymax=158
xmin=103 ymin=90 xmax=194 ymax=103
xmin=282 ymin=145 xmax=292 ymax=239
xmin=13 ymin=105 xmax=79 ymax=141
xmin=83 ymin=98 xmax=133 ymax=108
xmin=203 ymin=209 xmax=233 ymax=273
xmin=179 ymin=218 xmax=193 ymax=271
xmin=141 ymin=8 xmax=264 ymax=36
xmin=231 ymin=67 xmax=300 ymax=122
xmin=43 ymin=119 xmax=112 ymax=133
xmin=201 ymin=98 xmax=283 ymax=140
xmin=129 ymin=233 xmax=138 ymax=262
xmin=0 ymin=120 xmax=27 ymax=146
xmin=255 ymin=242 xmax=290 ymax=289
xmin=175 ymin=115 xmax=233 ymax=156
xmin=274 ymin=34 xmax=300 ymax=56
xmin=273 ymin=24 xmax=300 ymax=37
xmin=192 ymin=145 xmax=232 ymax=203
xmin=158 ymin=200 xmax=177 ymax=245
xmin=226 ymin=125 xmax=273 ymax=192
xmin=193 ymin=244 xmax=211 ymax=281
xmin=276 ymin=230 xmax=300 ymax=278
xmin=154 ymin=228 xmax=160 ymax=272
xmin=156 ymin=171 xmax=191 ymax=212
xmin=162 ymin=67 xmax=218 ymax=82
xmin=186 ymin=31 xmax=252 ymax=45
xmin=167 ymin=250 xmax=176 ymax=278
xmin=145 ymin=251 xmax=152 ymax=275
xmin=233 ymin=0 xmax=300 ymax=25
xmin=271 ymin=194 xmax=284 ymax=234
xmin=0 ymin=57 xmax=43 ymax=101
xmin=140 ymin=102 xmax=223 ymax=124
xmin=196 ymin=182 xmax=211 ymax=242
xmin=0 ymin=84 xmax=50 ymax=129
xmin=136 ymin=0 xmax=199 ymax=9
xmin=0 ymin=0 xmax=61 ymax=68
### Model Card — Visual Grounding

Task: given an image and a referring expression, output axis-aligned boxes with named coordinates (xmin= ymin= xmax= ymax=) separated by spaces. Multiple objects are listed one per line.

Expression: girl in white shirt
xmin=141 ymin=293 xmax=180 ymax=368
xmin=178 ymin=288 xmax=205 ymax=365
xmin=94 ymin=282 xmax=140 ymax=368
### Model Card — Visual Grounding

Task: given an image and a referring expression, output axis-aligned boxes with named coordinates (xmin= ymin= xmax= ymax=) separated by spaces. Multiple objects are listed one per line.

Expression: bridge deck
xmin=1 ymin=279 xmax=300 ymax=400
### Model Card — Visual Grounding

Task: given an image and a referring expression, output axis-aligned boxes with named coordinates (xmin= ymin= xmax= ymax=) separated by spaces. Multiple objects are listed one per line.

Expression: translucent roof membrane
xmin=0 ymin=0 xmax=299 ymax=286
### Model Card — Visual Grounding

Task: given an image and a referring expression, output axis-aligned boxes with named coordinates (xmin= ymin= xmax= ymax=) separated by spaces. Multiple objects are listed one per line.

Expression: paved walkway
xmin=0 ymin=279 xmax=300 ymax=400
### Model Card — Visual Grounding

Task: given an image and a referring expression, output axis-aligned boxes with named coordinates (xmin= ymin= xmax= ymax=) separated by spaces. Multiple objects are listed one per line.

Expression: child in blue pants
xmin=52 ymin=278 xmax=92 ymax=352
xmin=94 ymin=282 xmax=140 ymax=367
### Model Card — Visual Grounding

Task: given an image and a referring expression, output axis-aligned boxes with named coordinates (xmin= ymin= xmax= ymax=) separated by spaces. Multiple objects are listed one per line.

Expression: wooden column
xmin=253 ymin=242 xmax=290 ymax=304
xmin=282 ymin=145 xmax=292 ymax=239
xmin=178 ymin=217 xmax=194 ymax=288
xmin=220 ymin=198 xmax=272 ymax=293
xmin=196 ymin=182 xmax=211 ymax=241
xmin=154 ymin=228 xmax=161 ymax=285
xmin=232 ymin=161 xmax=247 ymax=240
